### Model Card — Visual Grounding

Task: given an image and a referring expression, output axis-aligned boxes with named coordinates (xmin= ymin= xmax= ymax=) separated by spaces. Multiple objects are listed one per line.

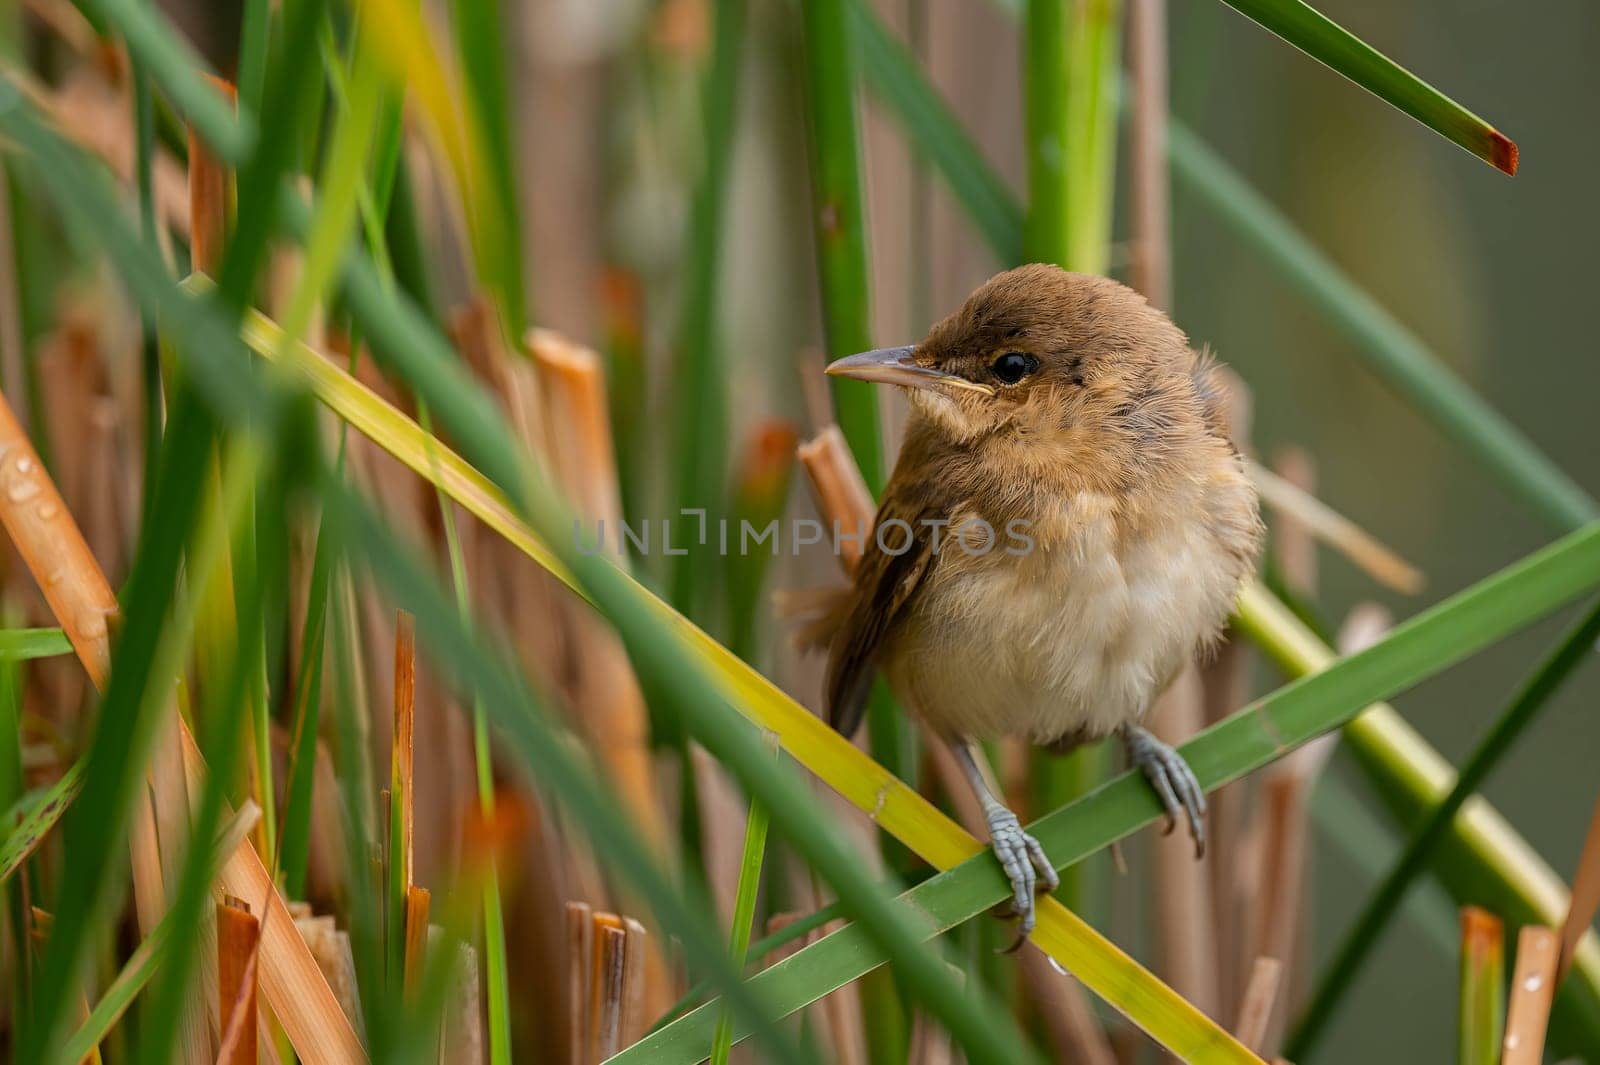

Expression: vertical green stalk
xmin=237 ymin=0 xmax=272 ymax=114
xmin=329 ymin=563 xmax=383 ymax=1038
xmin=800 ymin=0 xmax=885 ymax=493
xmin=1063 ymin=0 xmax=1119 ymax=274
xmin=797 ymin=13 xmax=914 ymax=1052
xmin=669 ymin=0 xmax=744 ymax=623
xmin=131 ymin=4 xmax=163 ymax=530
xmin=1023 ymin=0 xmax=1120 ymax=921
xmin=448 ymin=0 xmax=525 ymax=333
xmin=1024 ymin=0 xmax=1070 ymax=266
xmin=1026 ymin=0 xmax=1118 ymax=271
xmin=1287 ymin=597 xmax=1600 ymax=1060
xmin=710 ymin=774 xmax=773 ymax=1065
xmin=800 ymin=3 xmax=915 ymax=944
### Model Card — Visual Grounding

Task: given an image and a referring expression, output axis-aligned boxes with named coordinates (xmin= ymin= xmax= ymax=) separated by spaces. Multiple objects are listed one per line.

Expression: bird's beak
xmin=825 ymin=346 xmax=994 ymax=395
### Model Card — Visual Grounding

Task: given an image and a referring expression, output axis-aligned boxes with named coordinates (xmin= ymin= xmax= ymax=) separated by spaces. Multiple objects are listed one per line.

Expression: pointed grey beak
xmin=824 ymin=346 xmax=994 ymax=395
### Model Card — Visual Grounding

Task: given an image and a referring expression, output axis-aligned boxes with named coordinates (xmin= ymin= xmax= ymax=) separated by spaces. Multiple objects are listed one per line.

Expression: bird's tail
xmin=771 ymin=584 xmax=853 ymax=654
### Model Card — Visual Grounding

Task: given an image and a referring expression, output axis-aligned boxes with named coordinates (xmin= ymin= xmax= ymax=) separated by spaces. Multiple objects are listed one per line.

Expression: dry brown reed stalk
xmin=796 ymin=426 xmax=876 ymax=573
xmin=1200 ymin=370 xmax=1255 ymax=1024
xmin=1150 ymin=665 xmax=1219 ymax=1021
xmin=1247 ymin=458 xmax=1423 ymax=596
xmin=1019 ymin=946 xmax=1118 ymax=1065
xmin=797 ymin=351 xmax=835 ymax=440
xmin=403 ymin=885 xmax=431 ymax=997
xmin=21 ymin=0 xmax=98 ymax=57
xmin=1503 ymin=925 xmax=1558 ymax=1064
xmin=589 ymin=914 xmax=629 ymax=1062
xmin=906 ymin=1008 xmax=955 ymax=1065
xmin=187 ymin=77 xmax=235 ymax=275
xmin=1245 ymin=776 xmax=1306 ymax=1058
xmin=10 ymin=64 xmax=190 ymax=246
xmin=1232 ymin=957 xmax=1283 ymax=1054
xmin=393 ymin=610 xmax=416 ymax=893
xmin=692 ymin=744 xmax=748 ymax=925
xmin=0 ymin=388 xmax=366 ymax=1061
xmin=1557 ymin=787 xmax=1600 ymax=981
xmin=1269 ymin=449 xmax=1317 ymax=598
xmin=565 ymin=900 xmax=593 ymax=1065
xmin=339 ymin=362 xmax=476 ymax=880
xmin=1126 ymin=0 xmax=1170 ymax=312
xmin=619 ymin=916 xmax=649 ymax=1047
xmin=524 ymin=329 xmax=664 ymax=845
xmin=0 ymin=397 xmax=117 ymax=682
xmin=218 ymin=896 xmax=262 ymax=1065
xmin=292 ymin=912 xmax=364 ymax=1041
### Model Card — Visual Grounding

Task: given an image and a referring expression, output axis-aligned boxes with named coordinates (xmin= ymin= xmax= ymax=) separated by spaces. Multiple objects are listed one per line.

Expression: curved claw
xmin=984 ymin=806 xmax=1058 ymax=950
xmin=1123 ymin=726 xmax=1208 ymax=859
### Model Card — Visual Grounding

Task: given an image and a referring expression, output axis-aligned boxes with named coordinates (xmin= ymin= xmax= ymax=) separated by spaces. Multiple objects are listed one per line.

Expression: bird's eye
xmin=991 ymin=351 xmax=1037 ymax=385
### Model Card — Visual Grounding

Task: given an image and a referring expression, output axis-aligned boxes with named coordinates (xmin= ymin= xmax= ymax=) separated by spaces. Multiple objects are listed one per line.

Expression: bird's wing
xmin=824 ymin=486 xmax=939 ymax=737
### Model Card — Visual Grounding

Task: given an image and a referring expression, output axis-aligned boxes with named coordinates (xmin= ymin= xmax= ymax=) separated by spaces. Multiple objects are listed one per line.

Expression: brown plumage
xmin=821 ymin=264 xmax=1262 ymax=942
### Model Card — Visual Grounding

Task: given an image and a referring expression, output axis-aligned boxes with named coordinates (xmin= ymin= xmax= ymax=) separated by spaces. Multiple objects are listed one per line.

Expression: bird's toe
xmin=985 ymin=807 xmax=1041 ymax=945
xmin=1125 ymin=726 xmax=1208 ymax=858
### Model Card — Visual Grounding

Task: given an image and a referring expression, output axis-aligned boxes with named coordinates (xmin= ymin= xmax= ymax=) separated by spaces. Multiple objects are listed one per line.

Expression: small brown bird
xmin=822 ymin=264 xmax=1262 ymax=940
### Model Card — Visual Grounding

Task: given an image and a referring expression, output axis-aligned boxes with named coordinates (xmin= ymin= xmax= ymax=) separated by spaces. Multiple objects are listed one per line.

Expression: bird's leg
xmin=1120 ymin=724 xmax=1207 ymax=858
xmin=950 ymin=739 xmax=1058 ymax=948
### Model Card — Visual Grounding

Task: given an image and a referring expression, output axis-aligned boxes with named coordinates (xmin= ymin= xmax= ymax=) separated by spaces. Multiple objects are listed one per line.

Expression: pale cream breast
xmin=884 ymin=481 xmax=1251 ymax=745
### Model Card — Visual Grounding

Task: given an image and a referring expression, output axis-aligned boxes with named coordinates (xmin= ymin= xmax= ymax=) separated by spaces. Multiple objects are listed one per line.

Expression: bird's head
xmin=826 ymin=264 xmax=1196 ymax=445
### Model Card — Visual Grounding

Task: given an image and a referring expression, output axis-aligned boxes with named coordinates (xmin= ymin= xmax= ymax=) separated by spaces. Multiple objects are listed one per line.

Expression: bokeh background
xmin=3 ymin=0 xmax=1595 ymax=1061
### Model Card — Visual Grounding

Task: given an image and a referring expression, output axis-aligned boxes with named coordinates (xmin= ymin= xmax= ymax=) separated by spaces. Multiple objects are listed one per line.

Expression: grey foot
xmin=1122 ymin=725 xmax=1207 ymax=858
xmin=984 ymin=805 xmax=1059 ymax=950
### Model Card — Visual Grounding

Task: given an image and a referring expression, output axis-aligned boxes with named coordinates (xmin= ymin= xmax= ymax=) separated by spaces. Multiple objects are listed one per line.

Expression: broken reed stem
xmin=217 ymin=896 xmax=261 ymax=1065
xmin=796 ymin=425 xmax=876 ymax=572
xmin=1459 ymin=907 xmax=1504 ymax=1065
xmin=1248 ymin=458 xmax=1423 ymax=595
xmin=590 ymin=914 xmax=628 ymax=1063
xmin=1270 ymin=448 xmax=1317 ymax=597
xmin=1502 ymin=925 xmax=1557 ymax=1064
xmin=404 ymin=885 xmax=432 ymax=998
xmin=566 ymin=901 xmax=593 ymax=1065
xmin=620 ymin=917 xmax=648 ymax=1048
xmin=1126 ymin=0 xmax=1170 ymax=311
xmin=1233 ymin=957 xmax=1283 ymax=1054
xmin=0 ymin=390 xmax=366 ymax=1062
xmin=1558 ymin=788 xmax=1600 ymax=982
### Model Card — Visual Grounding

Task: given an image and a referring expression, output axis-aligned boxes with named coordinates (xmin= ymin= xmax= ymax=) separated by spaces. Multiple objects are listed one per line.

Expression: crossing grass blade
xmin=1213 ymin=0 xmax=1517 ymax=174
